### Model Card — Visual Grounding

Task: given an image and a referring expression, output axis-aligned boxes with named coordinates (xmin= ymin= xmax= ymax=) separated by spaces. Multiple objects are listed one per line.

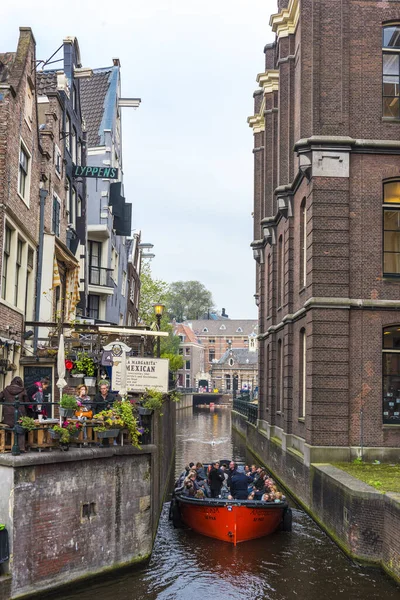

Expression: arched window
xmin=299 ymin=328 xmax=306 ymax=418
xmin=383 ymin=181 xmax=400 ymax=276
xmin=266 ymin=253 xmax=271 ymax=316
xmin=276 ymin=339 xmax=283 ymax=412
xmin=277 ymin=235 xmax=283 ymax=308
xmin=202 ymin=327 xmax=208 ymax=333
xmin=220 ymin=324 xmax=226 ymax=330
xmin=225 ymin=374 xmax=231 ymax=391
xmin=383 ymin=326 xmax=400 ymax=424
xmin=300 ymin=198 xmax=307 ymax=288
xmin=229 ymin=358 xmax=234 ymax=366
xmin=383 ymin=25 xmax=400 ymax=118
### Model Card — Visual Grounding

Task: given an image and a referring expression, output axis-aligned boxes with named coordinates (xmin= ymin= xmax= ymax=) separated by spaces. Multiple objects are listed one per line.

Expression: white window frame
xmin=18 ymin=139 xmax=31 ymax=206
xmin=55 ymin=144 xmax=62 ymax=178
xmin=121 ymin=271 xmax=127 ymax=296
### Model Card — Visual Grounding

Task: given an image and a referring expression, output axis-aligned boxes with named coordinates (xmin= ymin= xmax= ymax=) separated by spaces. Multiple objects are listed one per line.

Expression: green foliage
xmin=167 ymin=280 xmax=214 ymax=322
xmin=162 ymin=353 xmax=184 ymax=373
xmin=353 ymin=456 xmax=363 ymax=465
xmin=18 ymin=416 xmax=36 ymax=431
xmin=169 ymin=390 xmax=182 ymax=403
xmin=114 ymin=400 xmax=141 ymax=448
xmin=51 ymin=422 xmax=81 ymax=444
xmin=138 ymin=262 xmax=169 ymax=327
xmin=160 ymin=322 xmax=180 ymax=355
xmin=73 ymin=353 xmax=96 ymax=377
xmin=141 ymin=388 xmax=164 ymax=411
xmin=334 ymin=462 xmax=400 ymax=493
xmin=60 ymin=394 xmax=79 ymax=410
xmin=368 ymin=479 xmax=383 ymax=489
xmin=93 ymin=409 xmax=124 ymax=431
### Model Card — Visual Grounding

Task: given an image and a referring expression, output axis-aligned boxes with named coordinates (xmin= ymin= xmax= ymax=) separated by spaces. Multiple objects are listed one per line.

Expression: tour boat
xmin=170 ymin=465 xmax=292 ymax=545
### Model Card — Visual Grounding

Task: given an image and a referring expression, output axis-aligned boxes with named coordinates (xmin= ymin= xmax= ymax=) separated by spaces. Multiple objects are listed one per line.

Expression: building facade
xmin=0 ymin=28 xmax=41 ymax=388
xmin=249 ymin=0 xmax=400 ymax=462
xmin=210 ymin=348 xmax=258 ymax=395
xmin=184 ymin=319 xmax=258 ymax=375
xmin=126 ymin=231 xmax=142 ymax=327
xmin=174 ymin=323 xmax=204 ymax=389
xmin=80 ymin=62 xmax=139 ymax=324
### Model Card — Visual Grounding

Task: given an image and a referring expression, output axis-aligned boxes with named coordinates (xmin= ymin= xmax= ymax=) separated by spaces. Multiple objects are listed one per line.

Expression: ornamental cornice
xmin=256 ymin=70 xmax=279 ymax=95
xmin=269 ymin=0 xmax=300 ymax=39
xmin=247 ymin=114 xmax=265 ymax=133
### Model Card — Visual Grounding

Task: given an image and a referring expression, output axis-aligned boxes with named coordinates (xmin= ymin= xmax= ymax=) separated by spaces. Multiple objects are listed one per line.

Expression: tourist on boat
xmin=208 ymin=461 xmax=225 ymax=498
xmin=195 ymin=462 xmax=207 ymax=480
xmin=254 ymin=470 xmax=267 ymax=491
xmin=227 ymin=461 xmax=238 ymax=488
xmin=230 ymin=470 xmax=249 ymax=500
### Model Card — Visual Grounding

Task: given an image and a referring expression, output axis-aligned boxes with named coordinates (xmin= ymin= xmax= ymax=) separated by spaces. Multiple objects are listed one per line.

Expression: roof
xmin=174 ymin=323 xmax=201 ymax=345
xmin=184 ymin=319 xmax=258 ymax=336
xmin=0 ymin=53 xmax=15 ymax=84
xmin=80 ymin=67 xmax=118 ymax=147
xmin=36 ymin=70 xmax=57 ymax=95
xmin=217 ymin=348 xmax=258 ymax=366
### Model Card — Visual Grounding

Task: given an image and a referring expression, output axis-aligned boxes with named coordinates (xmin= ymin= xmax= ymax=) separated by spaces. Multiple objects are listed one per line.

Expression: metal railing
xmin=233 ymin=395 xmax=258 ymax=425
xmin=88 ymin=266 xmax=113 ymax=287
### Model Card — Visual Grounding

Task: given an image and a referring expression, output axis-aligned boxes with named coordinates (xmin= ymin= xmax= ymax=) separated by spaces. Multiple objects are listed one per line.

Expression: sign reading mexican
xmin=112 ymin=356 xmax=169 ymax=393
xmin=73 ymin=165 xmax=119 ymax=179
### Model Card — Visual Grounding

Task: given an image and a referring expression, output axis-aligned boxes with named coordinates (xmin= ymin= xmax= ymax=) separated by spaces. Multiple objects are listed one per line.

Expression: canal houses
xmin=80 ymin=61 xmax=140 ymax=325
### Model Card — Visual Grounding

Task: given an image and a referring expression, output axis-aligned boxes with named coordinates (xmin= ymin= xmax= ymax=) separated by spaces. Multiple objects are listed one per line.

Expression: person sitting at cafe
xmin=0 ymin=377 xmax=28 ymax=451
xmin=75 ymin=384 xmax=93 ymax=418
xmin=93 ymin=382 xmax=115 ymax=414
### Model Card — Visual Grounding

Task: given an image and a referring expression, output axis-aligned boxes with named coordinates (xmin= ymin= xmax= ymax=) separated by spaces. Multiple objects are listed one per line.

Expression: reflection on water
xmin=52 ymin=406 xmax=399 ymax=600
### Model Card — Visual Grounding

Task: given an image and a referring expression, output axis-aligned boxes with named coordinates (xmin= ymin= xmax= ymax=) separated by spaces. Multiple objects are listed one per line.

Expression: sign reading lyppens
xmin=112 ymin=357 xmax=169 ymax=393
xmin=73 ymin=165 xmax=119 ymax=179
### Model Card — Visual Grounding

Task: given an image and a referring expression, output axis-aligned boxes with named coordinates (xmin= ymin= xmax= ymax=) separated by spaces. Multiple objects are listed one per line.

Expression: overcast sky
xmin=4 ymin=0 xmax=277 ymax=319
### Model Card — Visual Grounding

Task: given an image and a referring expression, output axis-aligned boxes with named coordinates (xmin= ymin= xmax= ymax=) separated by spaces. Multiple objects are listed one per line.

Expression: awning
xmin=55 ymin=238 xmax=79 ymax=269
xmin=98 ymin=327 xmax=168 ymax=337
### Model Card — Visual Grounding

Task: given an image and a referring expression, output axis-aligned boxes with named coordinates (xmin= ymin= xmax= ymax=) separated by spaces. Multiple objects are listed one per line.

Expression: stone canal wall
xmin=0 ymin=403 xmax=175 ymax=599
xmin=232 ymin=411 xmax=400 ymax=585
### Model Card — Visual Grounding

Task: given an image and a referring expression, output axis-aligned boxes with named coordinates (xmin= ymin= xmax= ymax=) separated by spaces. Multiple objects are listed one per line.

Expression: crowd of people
xmin=178 ymin=461 xmax=285 ymax=503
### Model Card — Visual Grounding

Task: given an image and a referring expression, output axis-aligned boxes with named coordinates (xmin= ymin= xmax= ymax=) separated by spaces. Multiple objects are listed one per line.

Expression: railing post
xmin=12 ymin=395 xmax=20 ymax=456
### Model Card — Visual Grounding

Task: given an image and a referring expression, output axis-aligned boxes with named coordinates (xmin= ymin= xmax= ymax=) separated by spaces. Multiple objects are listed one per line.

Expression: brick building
xmin=210 ymin=348 xmax=258 ymax=394
xmin=248 ymin=0 xmax=400 ymax=462
xmin=0 ymin=28 xmax=41 ymax=388
xmin=174 ymin=323 xmax=205 ymax=389
xmin=184 ymin=319 xmax=258 ymax=377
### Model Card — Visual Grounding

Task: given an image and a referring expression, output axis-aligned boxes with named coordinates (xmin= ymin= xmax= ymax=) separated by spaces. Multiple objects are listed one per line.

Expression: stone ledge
xmin=313 ymin=464 xmax=383 ymax=499
xmin=0 ymin=444 xmax=156 ymax=467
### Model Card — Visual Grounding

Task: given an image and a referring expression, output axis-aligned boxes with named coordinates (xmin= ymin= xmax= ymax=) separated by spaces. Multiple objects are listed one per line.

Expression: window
xmin=25 ymin=247 xmax=34 ymax=318
xmin=229 ymin=358 xmax=234 ymax=366
xmin=209 ymin=348 xmax=215 ymax=362
xmin=77 ymin=141 xmax=81 ymax=166
xmin=236 ymin=327 xmax=243 ymax=333
xmin=89 ymin=241 xmax=101 ymax=285
xmin=203 ymin=328 xmax=208 ymax=333
xmin=18 ymin=143 xmax=30 ymax=201
xmin=383 ymin=26 xmax=400 ymax=118
xmin=208 ymin=338 xmax=215 ymax=344
xmin=72 ymin=127 xmax=77 ymax=164
xmin=88 ymin=294 xmax=99 ymax=319
xmin=121 ymin=271 xmax=127 ymax=296
xmin=55 ymin=144 xmax=62 ymax=177
xmin=219 ymin=324 xmax=226 ymax=330
xmin=127 ymin=313 xmax=133 ymax=326
xmin=52 ymin=195 xmax=60 ymax=236
xmin=178 ymin=348 xmax=183 ymax=355
xmin=299 ymin=329 xmax=306 ymax=418
xmin=25 ymin=84 xmax=33 ymax=126
xmin=266 ymin=253 xmax=271 ymax=317
xmin=225 ymin=374 xmax=231 ymax=391
xmin=300 ymin=198 xmax=307 ymax=288
xmin=65 ymin=114 xmax=71 ymax=153
xmin=186 ymin=347 xmax=190 ymax=355
xmin=69 ymin=188 xmax=76 ymax=229
xmin=185 ymin=374 xmax=191 ymax=388
xmin=15 ymin=239 xmax=23 ymax=306
xmin=383 ymin=181 xmax=400 ymax=275
xmin=276 ymin=339 xmax=283 ymax=412
xmin=77 ymin=196 xmax=82 ymax=218
xmin=383 ymin=326 xmax=400 ymax=424
xmin=72 ymin=85 xmax=77 ymax=113
xmin=2 ymin=226 xmax=11 ymax=300
xmin=185 ymin=360 xmax=191 ymax=370
xmin=130 ymin=280 xmax=135 ymax=303
xmin=277 ymin=235 xmax=283 ymax=307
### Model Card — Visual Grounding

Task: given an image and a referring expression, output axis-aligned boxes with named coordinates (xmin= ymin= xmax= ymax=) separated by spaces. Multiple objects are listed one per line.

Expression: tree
xmin=138 ymin=262 xmax=169 ymax=327
xmin=167 ymin=281 xmax=214 ymax=322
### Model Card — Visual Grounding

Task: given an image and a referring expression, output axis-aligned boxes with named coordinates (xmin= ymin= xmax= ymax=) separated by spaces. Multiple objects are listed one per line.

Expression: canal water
xmin=54 ymin=406 xmax=399 ymax=600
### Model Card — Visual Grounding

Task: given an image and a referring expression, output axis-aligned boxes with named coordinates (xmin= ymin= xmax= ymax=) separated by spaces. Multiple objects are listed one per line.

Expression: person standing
xmin=208 ymin=462 xmax=224 ymax=498
xmin=26 ymin=377 xmax=50 ymax=419
xmin=0 ymin=377 xmax=28 ymax=451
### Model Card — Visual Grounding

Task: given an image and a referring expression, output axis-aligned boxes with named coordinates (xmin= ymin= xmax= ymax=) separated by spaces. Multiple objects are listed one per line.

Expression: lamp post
xmin=153 ymin=302 xmax=165 ymax=358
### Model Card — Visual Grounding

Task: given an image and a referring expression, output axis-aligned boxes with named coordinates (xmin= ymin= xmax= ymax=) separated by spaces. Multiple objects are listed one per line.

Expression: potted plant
xmin=93 ymin=401 xmax=142 ymax=447
xmin=93 ymin=408 xmax=123 ymax=439
xmin=74 ymin=353 xmax=97 ymax=387
xmin=17 ymin=416 xmax=36 ymax=433
xmin=60 ymin=394 xmax=79 ymax=418
xmin=139 ymin=388 xmax=165 ymax=414
xmin=50 ymin=421 xmax=82 ymax=450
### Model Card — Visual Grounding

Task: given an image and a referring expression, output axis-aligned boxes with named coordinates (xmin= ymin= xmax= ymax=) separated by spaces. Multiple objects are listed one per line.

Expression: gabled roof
xmin=0 ymin=53 xmax=15 ymax=83
xmin=80 ymin=66 xmax=119 ymax=147
xmin=36 ymin=70 xmax=58 ymax=95
xmin=184 ymin=319 xmax=258 ymax=336
xmin=217 ymin=348 xmax=258 ymax=366
xmin=174 ymin=323 xmax=201 ymax=345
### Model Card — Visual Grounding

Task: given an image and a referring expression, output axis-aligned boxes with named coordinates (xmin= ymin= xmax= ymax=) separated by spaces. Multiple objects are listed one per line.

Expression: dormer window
xmin=203 ymin=327 xmax=208 ymax=333
xmin=220 ymin=324 xmax=226 ymax=330
xmin=236 ymin=327 xmax=243 ymax=333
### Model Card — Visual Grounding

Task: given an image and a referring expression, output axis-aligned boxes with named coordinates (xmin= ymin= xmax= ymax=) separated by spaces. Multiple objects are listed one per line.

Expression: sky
xmin=3 ymin=0 xmax=277 ymax=319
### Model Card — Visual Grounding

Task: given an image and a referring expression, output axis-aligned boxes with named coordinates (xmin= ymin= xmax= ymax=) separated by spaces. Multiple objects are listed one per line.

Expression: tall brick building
xmin=249 ymin=0 xmax=400 ymax=462
xmin=0 ymin=28 xmax=41 ymax=388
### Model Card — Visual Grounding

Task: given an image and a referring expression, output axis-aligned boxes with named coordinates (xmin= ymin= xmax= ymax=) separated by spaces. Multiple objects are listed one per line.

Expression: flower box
xmin=60 ymin=407 xmax=75 ymax=418
xmin=96 ymin=429 xmax=120 ymax=439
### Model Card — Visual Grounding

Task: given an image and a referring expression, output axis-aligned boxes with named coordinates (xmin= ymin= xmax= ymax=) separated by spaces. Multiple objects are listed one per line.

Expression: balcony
xmin=88 ymin=266 xmax=114 ymax=294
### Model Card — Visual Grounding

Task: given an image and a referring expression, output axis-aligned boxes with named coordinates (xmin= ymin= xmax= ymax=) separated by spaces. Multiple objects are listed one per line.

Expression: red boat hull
xmin=177 ymin=497 xmax=285 ymax=545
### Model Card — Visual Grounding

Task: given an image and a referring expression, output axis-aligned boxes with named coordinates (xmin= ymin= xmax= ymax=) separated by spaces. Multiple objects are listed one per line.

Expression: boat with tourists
xmin=170 ymin=460 xmax=292 ymax=545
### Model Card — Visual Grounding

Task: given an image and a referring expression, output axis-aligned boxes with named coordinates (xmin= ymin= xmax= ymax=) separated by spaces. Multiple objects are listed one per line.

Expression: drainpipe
xmin=33 ymin=185 xmax=48 ymax=352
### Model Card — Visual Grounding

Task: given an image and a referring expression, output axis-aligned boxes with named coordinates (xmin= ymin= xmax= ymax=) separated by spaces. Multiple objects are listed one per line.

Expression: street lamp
xmin=153 ymin=302 xmax=165 ymax=358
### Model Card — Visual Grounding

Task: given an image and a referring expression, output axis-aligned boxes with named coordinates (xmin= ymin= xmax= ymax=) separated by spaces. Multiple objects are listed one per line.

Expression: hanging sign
xmin=112 ymin=356 xmax=169 ymax=393
xmin=73 ymin=165 xmax=119 ymax=179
